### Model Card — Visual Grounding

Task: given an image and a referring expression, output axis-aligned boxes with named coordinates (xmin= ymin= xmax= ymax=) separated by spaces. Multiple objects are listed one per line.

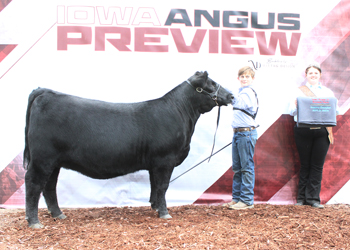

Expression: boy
xmin=224 ymin=66 xmax=259 ymax=210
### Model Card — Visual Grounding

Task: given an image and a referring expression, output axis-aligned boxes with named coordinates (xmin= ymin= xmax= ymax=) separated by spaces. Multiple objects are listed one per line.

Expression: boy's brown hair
xmin=238 ymin=66 xmax=255 ymax=78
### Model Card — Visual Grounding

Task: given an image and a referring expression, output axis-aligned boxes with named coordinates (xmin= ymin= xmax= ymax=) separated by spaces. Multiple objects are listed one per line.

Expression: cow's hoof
xmin=54 ymin=213 xmax=67 ymax=220
xmin=29 ymin=223 xmax=44 ymax=229
xmin=159 ymin=214 xmax=172 ymax=219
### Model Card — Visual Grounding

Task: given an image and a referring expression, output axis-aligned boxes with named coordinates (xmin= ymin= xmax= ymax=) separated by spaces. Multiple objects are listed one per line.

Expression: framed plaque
xmin=297 ymin=97 xmax=337 ymax=127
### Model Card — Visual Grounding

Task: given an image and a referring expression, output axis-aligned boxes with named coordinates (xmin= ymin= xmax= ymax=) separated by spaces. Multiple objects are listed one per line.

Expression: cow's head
xmin=187 ymin=71 xmax=233 ymax=113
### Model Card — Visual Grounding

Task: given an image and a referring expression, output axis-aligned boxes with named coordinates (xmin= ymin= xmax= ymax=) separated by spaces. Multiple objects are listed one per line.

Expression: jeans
xmin=294 ymin=126 xmax=329 ymax=205
xmin=231 ymin=129 xmax=257 ymax=206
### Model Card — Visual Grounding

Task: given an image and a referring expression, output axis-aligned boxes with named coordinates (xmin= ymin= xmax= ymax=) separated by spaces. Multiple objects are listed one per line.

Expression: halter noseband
xmin=186 ymin=80 xmax=221 ymax=106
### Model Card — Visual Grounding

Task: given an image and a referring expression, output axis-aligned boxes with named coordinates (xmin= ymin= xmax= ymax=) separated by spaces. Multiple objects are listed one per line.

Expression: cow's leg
xmin=149 ymin=169 xmax=158 ymax=211
xmin=43 ymin=168 xmax=66 ymax=220
xmin=25 ymin=164 xmax=49 ymax=229
xmin=152 ymin=166 xmax=174 ymax=219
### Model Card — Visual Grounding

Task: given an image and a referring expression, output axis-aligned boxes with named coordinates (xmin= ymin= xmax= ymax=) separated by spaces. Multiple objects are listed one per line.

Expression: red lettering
xmin=209 ymin=30 xmax=219 ymax=53
xmin=57 ymin=26 xmax=92 ymax=50
xmin=221 ymin=30 xmax=254 ymax=54
xmin=56 ymin=26 xmax=301 ymax=56
xmin=256 ymin=31 xmax=301 ymax=56
xmin=170 ymin=29 xmax=206 ymax=53
xmin=95 ymin=27 xmax=131 ymax=51
xmin=134 ymin=28 xmax=168 ymax=52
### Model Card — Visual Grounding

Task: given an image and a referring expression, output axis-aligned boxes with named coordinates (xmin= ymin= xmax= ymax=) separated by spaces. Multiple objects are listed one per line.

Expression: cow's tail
xmin=23 ymin=88 xmax=46 ymax=170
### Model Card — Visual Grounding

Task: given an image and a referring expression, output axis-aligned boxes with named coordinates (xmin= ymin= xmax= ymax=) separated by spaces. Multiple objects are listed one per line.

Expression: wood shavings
xmin=0 ymin=204 xmax=349 ymax=249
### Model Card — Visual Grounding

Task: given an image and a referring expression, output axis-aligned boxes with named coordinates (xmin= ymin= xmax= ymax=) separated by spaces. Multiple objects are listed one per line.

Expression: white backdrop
xmin=1 ymin=0 xmax=349 ymax=208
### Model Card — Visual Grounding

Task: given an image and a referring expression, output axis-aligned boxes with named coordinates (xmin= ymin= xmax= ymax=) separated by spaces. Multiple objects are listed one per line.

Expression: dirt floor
xmin=0 ymin=204 xmax=349 ymax=249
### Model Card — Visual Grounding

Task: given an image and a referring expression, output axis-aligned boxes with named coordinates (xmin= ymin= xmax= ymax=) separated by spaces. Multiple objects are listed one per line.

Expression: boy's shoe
xmin=222 ymin=201 xmax=237 ymax=207
xmin=229 ymin=201 xmax=254 ymax=210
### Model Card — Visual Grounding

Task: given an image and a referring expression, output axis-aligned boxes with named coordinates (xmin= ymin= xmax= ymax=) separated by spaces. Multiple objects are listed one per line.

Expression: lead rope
xmin=170 ymin=106 xmax=229 ymax=183
xmin=208 ymin=106 xmax=221 ymax=162
xmin=170 ymin=141 xmax=232 ymax=183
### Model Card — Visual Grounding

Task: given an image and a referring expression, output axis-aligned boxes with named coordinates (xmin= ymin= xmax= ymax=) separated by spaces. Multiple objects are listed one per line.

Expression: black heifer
xmin=23 ymin=71 xmax=233 ymax=228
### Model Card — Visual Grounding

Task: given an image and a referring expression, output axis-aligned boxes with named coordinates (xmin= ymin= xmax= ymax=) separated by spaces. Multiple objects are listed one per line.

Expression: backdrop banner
xmin=1 ymin=0 xmax=350 ymax=209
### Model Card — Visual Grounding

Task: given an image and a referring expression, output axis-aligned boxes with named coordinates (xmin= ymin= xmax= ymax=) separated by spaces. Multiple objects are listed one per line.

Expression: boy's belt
xmin=233 ymin=127 xmax=256 ymax=133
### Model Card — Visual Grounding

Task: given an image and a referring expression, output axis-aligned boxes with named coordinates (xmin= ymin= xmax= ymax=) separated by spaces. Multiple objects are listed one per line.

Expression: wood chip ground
xmin=1 ymin=204 xmax=349 ymax=249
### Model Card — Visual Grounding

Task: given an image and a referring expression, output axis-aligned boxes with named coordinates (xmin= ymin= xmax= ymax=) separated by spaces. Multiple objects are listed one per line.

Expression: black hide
xmin=23 ymin=71 xmax=233 ymax=228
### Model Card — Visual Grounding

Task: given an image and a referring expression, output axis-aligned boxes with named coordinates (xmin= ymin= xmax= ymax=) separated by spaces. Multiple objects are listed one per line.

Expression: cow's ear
xmin=195 ymin=71 xmax=201 ymax=76
xmin=202 ymin=71 xmax=208 ymax=81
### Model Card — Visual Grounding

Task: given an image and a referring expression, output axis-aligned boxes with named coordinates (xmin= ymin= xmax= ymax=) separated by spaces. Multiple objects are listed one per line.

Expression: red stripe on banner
xmin=0 ymin=23 xmax=55 ymax=80
xmin=300 ymin=0 xmax=350 ymax=106
xmin=0 ymin=0 xmax=12 ymax=12
xmin=253 ymin=115 xmax=300 ymax=202
xmin=312 ymin=0 xmax=350 ymax=65
xmin=0 ymin=152 xmax=25 ymax=206
xmin=0 ymin=45 xmax=17 ymax=63
xmin=321 ymin=110 xmax=350 ymax=203
xmin=321 ymin=34 xmax=350 ymax=107
xmin=195 ymin=168 xmax=233 ymax=205
xmin=299 ymin=0 xmax=350 ymax=64
xmin=194 ymin=115 xmax=299 ymax=205
xmin=311 ymin=0 xmax=350 ymax=203
xmin=195 ymin=111 xmax=350 ymax=205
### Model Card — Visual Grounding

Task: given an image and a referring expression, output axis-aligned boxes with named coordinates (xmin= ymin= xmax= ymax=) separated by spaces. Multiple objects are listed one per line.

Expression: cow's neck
xmin=167 ymin=83 xmax=206 ymax=130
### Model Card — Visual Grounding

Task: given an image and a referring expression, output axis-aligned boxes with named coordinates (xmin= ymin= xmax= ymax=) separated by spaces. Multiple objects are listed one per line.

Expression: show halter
xmin=186 ymin=80 xmax=221 ymax=106
xmin=185 ymin=79 xmax=222 ymax=163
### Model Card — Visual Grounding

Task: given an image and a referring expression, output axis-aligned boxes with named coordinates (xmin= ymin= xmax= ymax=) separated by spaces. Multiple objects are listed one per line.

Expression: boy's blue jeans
xmin=231 ymin=129 xmax=257 ymax=206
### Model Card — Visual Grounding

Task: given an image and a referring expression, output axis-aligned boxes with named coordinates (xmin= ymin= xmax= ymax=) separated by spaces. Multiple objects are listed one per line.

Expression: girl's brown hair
xmin=305 ymin=64 xmax=322 ymax=74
